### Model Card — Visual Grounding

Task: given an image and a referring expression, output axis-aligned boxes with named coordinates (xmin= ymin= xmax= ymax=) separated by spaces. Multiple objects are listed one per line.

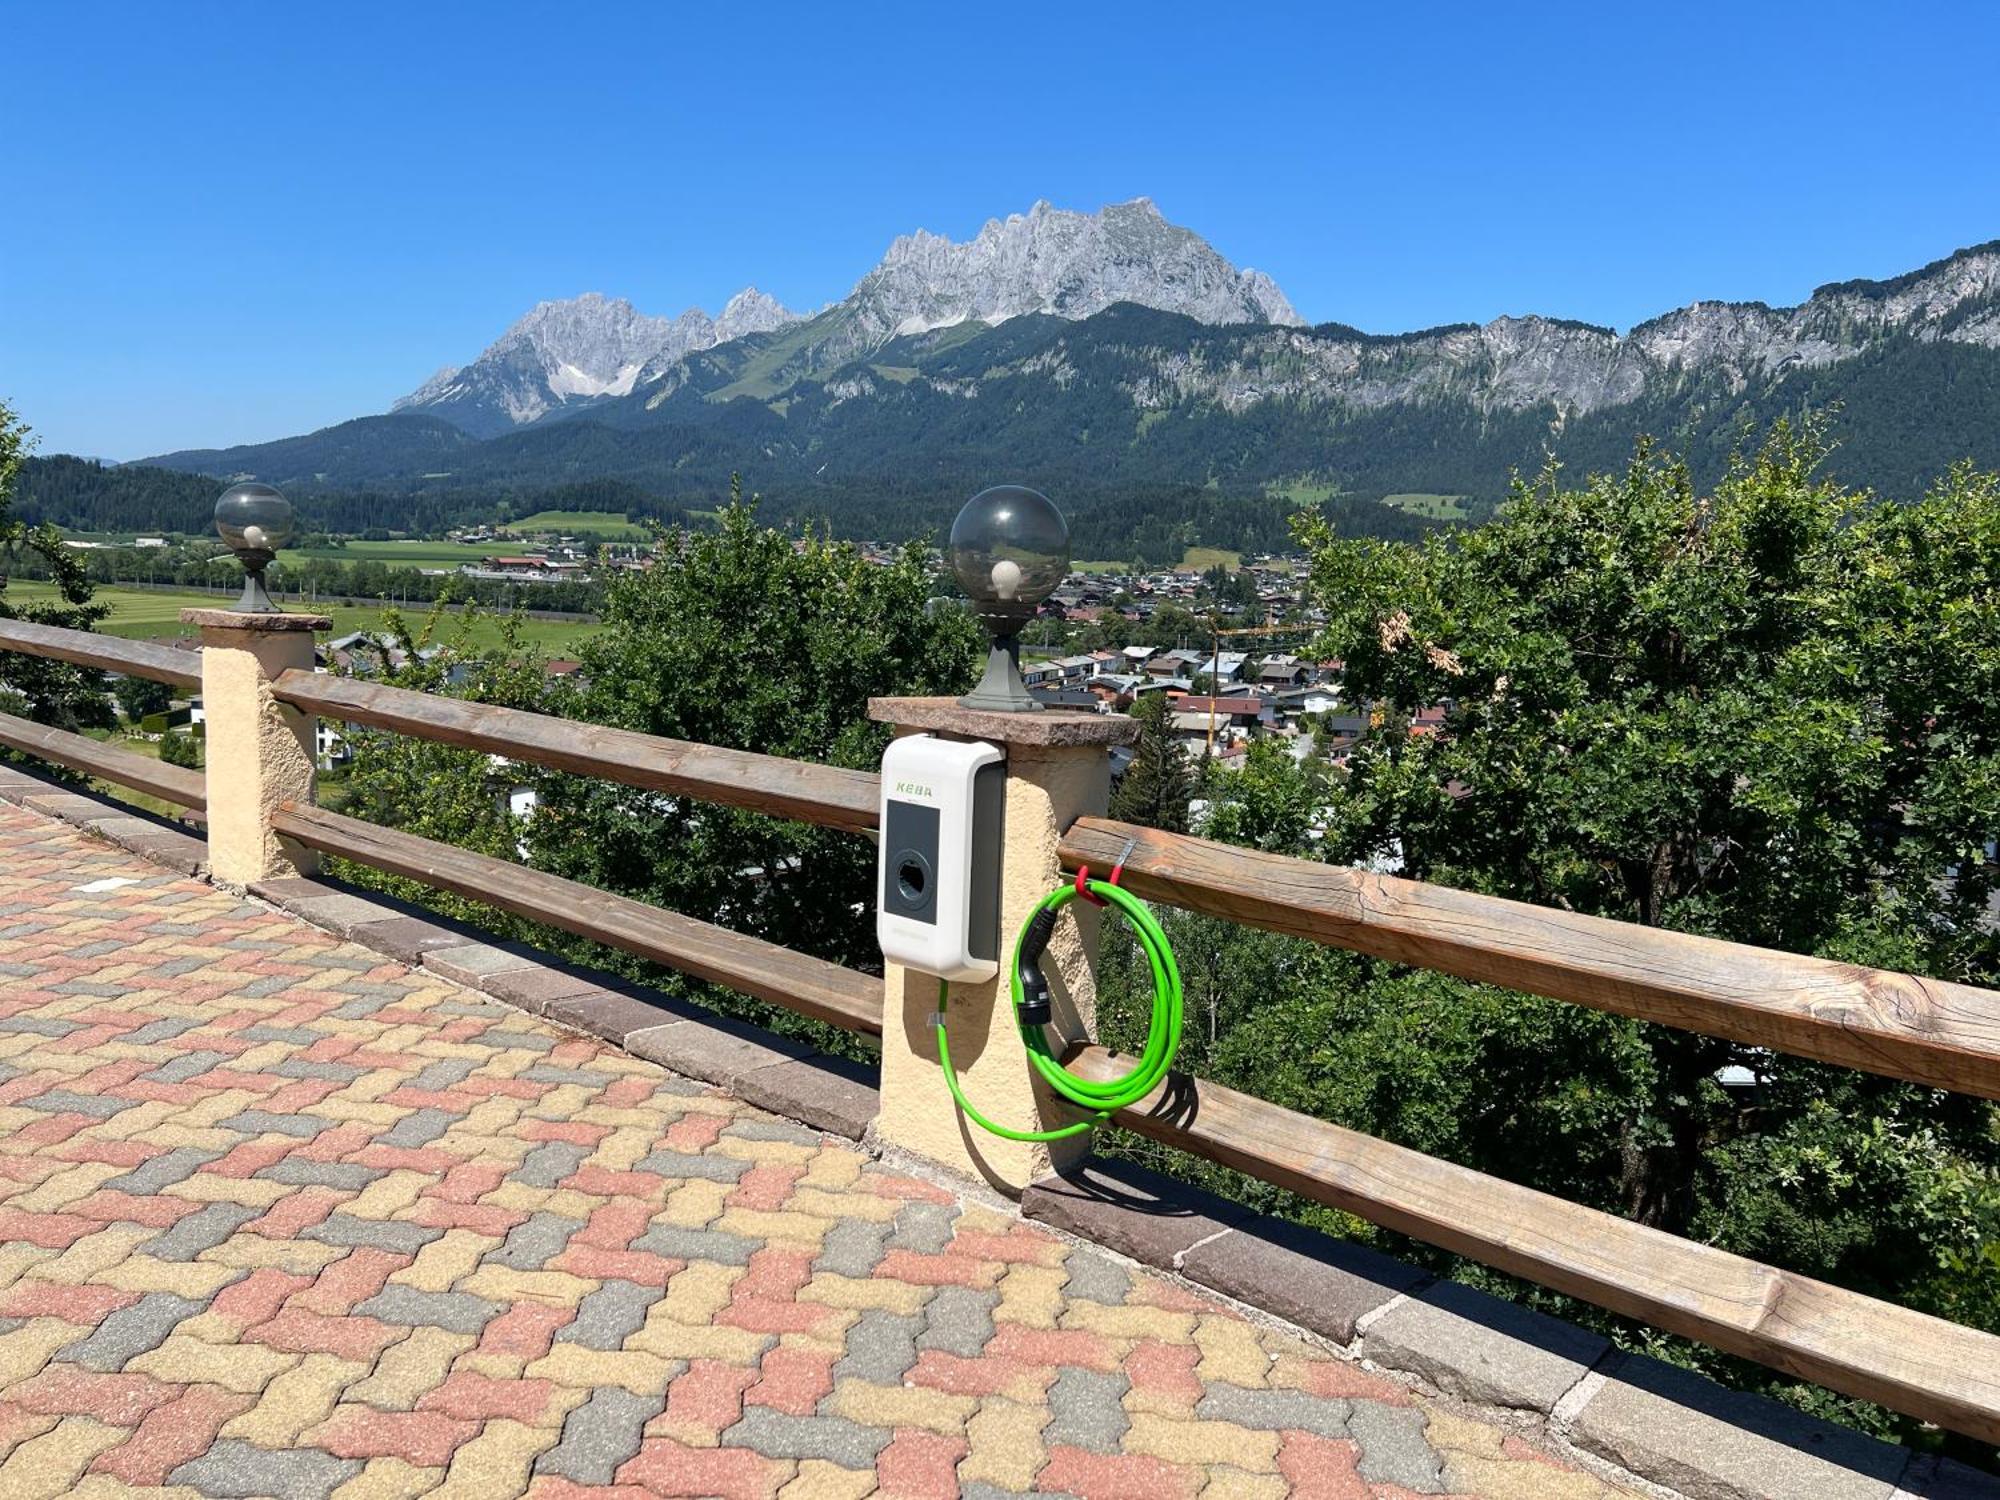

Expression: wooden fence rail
xmin=1065 ymin=1044 xmax=2000 ymax=1445
xmin=272 ymin=670 xmax=881 ymax=835
xmin=270 ymin=802 xmax=883 ymax=1035
xmin=1061 ymin=818 xmax=2000 ymax=1102
xmin=0 ymin=709 xmax=207 ymax=812
xmin=0 ymin=618 xmax=202 ymax=689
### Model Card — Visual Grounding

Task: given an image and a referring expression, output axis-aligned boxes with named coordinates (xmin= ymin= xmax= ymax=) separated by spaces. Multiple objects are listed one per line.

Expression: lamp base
xmin=233 ymin=566 xmax=281 ymax=614
xmin=958 ymin=635 xmax=1043 ymax=713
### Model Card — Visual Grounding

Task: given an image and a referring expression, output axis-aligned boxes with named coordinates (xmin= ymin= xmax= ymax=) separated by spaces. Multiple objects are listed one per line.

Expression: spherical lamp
xmin=213 ymin=482 xmax=296 ymax=613
xmin=948 ymin=485 xmax=1070 ymax=712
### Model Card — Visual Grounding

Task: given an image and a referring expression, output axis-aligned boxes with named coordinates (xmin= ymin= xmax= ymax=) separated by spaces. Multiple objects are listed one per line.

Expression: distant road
xmin=93 ymin=579 xmax=601 ymax=626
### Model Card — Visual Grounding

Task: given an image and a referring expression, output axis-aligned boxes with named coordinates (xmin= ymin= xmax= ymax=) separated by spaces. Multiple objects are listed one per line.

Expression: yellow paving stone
xmin=658 ymin=1179 xmax=732 ymax=1227
xmin=313 ymin=1098 xmax=411 ymax=1127
xmin=341 ymin=1169 xmax=430 ymax=1222
xmin=461 ymin=1265 xmax=600 ymax=1306
xmin=1125 ymin=1413 xmax=1280 ymax=1472
xmin=958 ymin=1397 xmax=1049 ymax=1491
xmin=991 ymin=1262 xmax=1068 ymax=1329
xmin=9 ymin=1161 xmax=124 ymax=1213
xmin=92 ymin=1253 xmax=241 ymax=1297
xmin=393 ymin=1229 xmax=500 ymax=1293
xmin=167 ymin=1088 xmax=264 ymax=1127
xmin=1063 ymin=1299 xmax=1196 ymax=1342
xmin=589 ymin=1126 xmax=658 ymax=1173
xmin=129 ymin=1335 xmax=301 ymax=1393
xmin=538 ymin=1188 xmax=613 ymax=1220
xmin=426 ymin=1418 xmax=560 ymax=1500
xmin=457 ymin=1100 xmax=528 ymax=1137
xmin=115 ymin=1121 xmax=235 ymax=1151
xmin=572 ymin=1103 xmax=673 ymax=1130
xmin=1200 ymin=1468 xmax=1288 ymax=1498
xmin=339 ymin=1068 xmax=412 ymax=1104
xmin=0 ymin=1416 xmax=127 ymax=1500
xmin=797 ymin=1150 xmax=865 ymax=1191
xmin=714 ymin=1207 xmax=834 ymax=1249
xmin=0 ymin=1242 xmax=56 ymax=1291
xmin=955 ymin=1204 xmax=1018 ymax=1236
xmin=222 ymin=1352 xmax=370 ymax=1445
xmin=713 ymin=1136 xmax=818 ymax=1167
xmin=67 ymin=1476 xmax=202 ymax=1500
xmin=163 ymin=1172 xmax=295 ymax=1207
xmin=797 ymin=1272 xmax=933 ymax=1316
xmin=826 ymin=1379 xmax=978 ymax=1435
xmin=785 ymin=1187 xmax=901 ymax=1223
xmin=772 ymin=1307 xmax=862 ymax=1357
xmin=0 ymin=1318 xmax=89 ymax=1386
xmin=625 ymin=1316 xmax=774 ymax=1364
xmin=1426 ymin=1409 xmax=1508 ymax=1459
xmin=1444 ymin=1454 xmax=1622 ymax=1500
xmin=200 ymin=1234 xmax=346 ymax=1274
xmin=348 ymin=1327 xmax=476 ymax=1409
xmin=1191 ymin=1313 xmax=1271 ymax=1389
xmin=331 ymin=1457 xmax=446 ymax=1500
xmin=652 ymin=1262 xmax=744 ymax=1326
xmin=779 ymin=1459 xmax=878 ymax=1499
xmin=484 ymin=1181 xmax=555 ymax=1215
xmin=524 ymin=1343 xmax=679 ymax=1395
xmin=232 ymin=1040 xmax=295 ymax=1073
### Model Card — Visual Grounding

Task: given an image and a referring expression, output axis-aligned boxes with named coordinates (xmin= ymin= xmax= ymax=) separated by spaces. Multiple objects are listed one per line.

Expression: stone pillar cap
xmin=179 ymin=609 xmax=333 ymax=632
xmin=870 ymin=695 xmax=1139 ymax=747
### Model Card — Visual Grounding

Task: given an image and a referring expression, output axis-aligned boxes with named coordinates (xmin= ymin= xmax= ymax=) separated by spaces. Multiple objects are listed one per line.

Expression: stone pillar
xmin=868 ymin=696 xmax=1139 ymax=1193
xmin=181 ymin=609 xmax=331 ymax=886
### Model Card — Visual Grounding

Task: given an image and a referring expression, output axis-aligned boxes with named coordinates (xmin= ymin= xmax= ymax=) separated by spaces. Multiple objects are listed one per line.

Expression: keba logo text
xmin=894 ymin=781 xmax=935 ymax=799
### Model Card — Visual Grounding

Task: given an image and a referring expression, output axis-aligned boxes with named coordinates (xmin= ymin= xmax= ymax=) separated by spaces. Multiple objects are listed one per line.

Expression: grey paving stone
xmin=917 ymin=1285 xmax=997 ymax=1358
xmin=534 ymin=1385 xmax=669 ymax=1484
xmin=0 ymin=1015 xmax=76 ymax=1037
xmin=721 ymin=1406 xmax=892 ymax=1468
xmin=1568 ymin=1353 xmax=1911 ymax=1500
xmin=140 ymin=1202 xmax=259 ymax=1261
xmin=220 ymin=1108 xmax=335 ymax=1138
xmin=815 ymin=1217 xmax=892 ymax=1280
xmin=23 ymin=1088 xmax=132 ymax=1118
xmin=1180 ymin=1217 xmax=1428 ymax=1344
xmin=964 ymin=1485 xmax=1076 ymax=1500
xmin=271 ymin=1058 xmax=367 ymax=1083
xmin=1196 ymin=1383 xmax=1350 ymax=1438
xmin=347 ymin=916 xmax=466 ymax=964
xmin=521 ymin=1064 xmax=620 ymax=1087
xmin=1350 ymin=1401 xmax=1445 ymax=1493
xmin=258 ymin=1157 xmax=383 ymax=1190
xmin=831 ymin=1308 xmax=925 ymax=1385
xmin=1360 ymin=1277 xmax=1606 ymax=1411
xmin=406 ymin=1058 xmax=480 ymax=1092
xmin=354 ymin=1284 xmax=504 ymax=1335
xmin=512 ymin=1140 xmax=592 ymax=1188
xmin=60 ymin=1292 xmax=205 ymax=1371
xmin=170 ymin=1438 xmax=362 ymax=1499
xmin=558 ymin=1279 xmax=662 ymax=1350
xmin=624 ymin=1013 xmax=811 ymax=1087
xmin=480 ymin=965 xmax=606 ymax=1016
xmin=142 ymin=1049 xmax=233 ymax=1084
xmin=240 ymin=1024 xmax=329 ymax=1045
xmin=105 ymin=1146 xmax=222 ymax=1196
xmin=1060 ymin=1247 xmax=1131 ymax=1307
xmin=474 ymin=1028 xmax=559 ymax=1054
xmin=729 ymin=1053 xmax=878 ymax=1140
xmin=632 ymin=1224 xmax=761 ymax=1266
xmin=1022 ymin=1158 xmax=1249 ymax=1272
xmin=377 ymin=1106 xmax=457 ymax=1149
xmin=885 ymin=1199 xmax=959 ymax=1255
xmin=120 ymin=1014 xmax=205 ymax=1045
xmin=546 ymin=986 xmax=700 ymax=1048
xmin=289 ymin=892 xmax=404 ymax=936
xmin=1043 ymin=1366 xmax=1131 ymax=1454
xmin=423 ymin=942 xmax=542 ymax=987
xmin=486 ymin=1212 xmax=586 ymax=1271
xmin=632 ymin=1147 xmax=750 ymax=1184
xmin=304 ymin=1213 xmax=439 ymax=1255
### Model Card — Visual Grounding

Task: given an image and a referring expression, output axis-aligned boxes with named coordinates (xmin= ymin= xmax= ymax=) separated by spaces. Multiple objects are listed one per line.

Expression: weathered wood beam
xmin=0 ymin=618 xmax=202 ymax=689
xmin=0 ymin=710 xmax=206 ymax=811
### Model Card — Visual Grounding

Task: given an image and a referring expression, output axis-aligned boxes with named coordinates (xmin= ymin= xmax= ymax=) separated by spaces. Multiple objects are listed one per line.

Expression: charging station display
xmin=877 ymin=735 xmax=1005 ymax=981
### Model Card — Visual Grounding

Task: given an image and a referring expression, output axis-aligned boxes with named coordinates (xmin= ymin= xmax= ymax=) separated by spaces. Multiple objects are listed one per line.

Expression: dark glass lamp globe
xmin=213 ymin=482 xmax=294 ymax=612
xmin=948 ymin=485 xmax=1069 ymax=624
xmin=949 ymin=485 xmax=1070 ymax=712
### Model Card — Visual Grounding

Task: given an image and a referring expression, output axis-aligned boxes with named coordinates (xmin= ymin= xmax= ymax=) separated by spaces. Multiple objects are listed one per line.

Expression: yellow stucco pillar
xmin=182 ymin=608 xmax=331 ymax=887
xmin=868 ymin=696 xmax=1139 ymax=1194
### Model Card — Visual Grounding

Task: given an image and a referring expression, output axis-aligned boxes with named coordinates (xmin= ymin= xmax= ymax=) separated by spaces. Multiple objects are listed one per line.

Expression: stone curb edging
xmin=5 ymin=765 xmax=1994 ymax=1499
xmin=1020 ymin=1158 xmax=2000 ymax=1500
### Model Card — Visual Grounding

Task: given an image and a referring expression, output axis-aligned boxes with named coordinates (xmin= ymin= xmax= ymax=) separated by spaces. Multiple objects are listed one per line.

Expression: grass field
xmin=1072 ymin=545 xmax=1243 ymax=575
xmin=4 ymin=581 xmax=604 ymax=654
xmin=280 ymin=539 xmax=491 ymax=570
xmin=1380 ymin=493 xmax=1471 ymax=520
xmin=505 ymin=510 xmax=652 ymax=538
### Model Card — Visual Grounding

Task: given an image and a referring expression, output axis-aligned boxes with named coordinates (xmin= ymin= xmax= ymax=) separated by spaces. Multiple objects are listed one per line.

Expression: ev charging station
xmin=876 ymin=735 xmax=1006 ymax=983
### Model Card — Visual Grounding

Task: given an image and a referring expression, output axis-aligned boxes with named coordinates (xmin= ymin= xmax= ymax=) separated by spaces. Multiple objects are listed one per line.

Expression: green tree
xmin=158 ymin=729 xmax=202 ymax=769
xmin=1110 ymin=691 xmax=1196 ymax=834
xmin=524 ymin=490 xmax=981 ymax=972
xmin=1276 ymin=421 xmax=2000 ymax=1440
xmin=113 ymin=673 xmax=173 ymax=724
xmin=0 ymin=401 xmax=109 ymax=728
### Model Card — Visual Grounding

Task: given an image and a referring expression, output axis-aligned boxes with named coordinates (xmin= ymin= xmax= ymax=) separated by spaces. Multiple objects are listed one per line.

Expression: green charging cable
xmin=935 ymin=876 xmax=1184 ymax=1142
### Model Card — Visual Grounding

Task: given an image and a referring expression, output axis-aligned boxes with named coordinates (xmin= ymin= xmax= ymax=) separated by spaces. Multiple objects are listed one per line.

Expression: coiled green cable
xmin=935 ymin=878 xmax=1183 ymax=1142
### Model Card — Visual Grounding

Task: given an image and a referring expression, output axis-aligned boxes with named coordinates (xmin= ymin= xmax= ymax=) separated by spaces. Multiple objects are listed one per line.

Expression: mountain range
xmin=27 ymin=200 xmax=2000 ymax=558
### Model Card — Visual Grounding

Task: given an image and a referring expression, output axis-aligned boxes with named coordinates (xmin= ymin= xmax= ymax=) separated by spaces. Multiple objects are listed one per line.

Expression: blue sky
xmin=4 ymin=0 xmax=1997 ymax=460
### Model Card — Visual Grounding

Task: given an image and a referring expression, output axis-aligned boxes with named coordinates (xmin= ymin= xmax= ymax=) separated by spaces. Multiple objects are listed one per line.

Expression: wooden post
xmin=181 ymin=608 xmax=331 ymax=886
xmin=868 ymin=697 xmax=1138 ymax=1193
